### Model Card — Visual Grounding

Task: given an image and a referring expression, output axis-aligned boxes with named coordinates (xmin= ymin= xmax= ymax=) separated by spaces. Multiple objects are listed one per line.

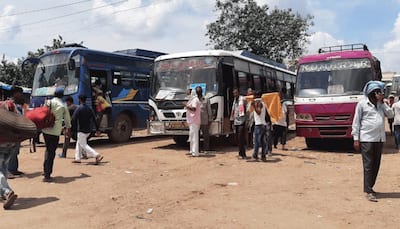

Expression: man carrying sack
xmin=0 ymin=86 xmax=36 ymax=209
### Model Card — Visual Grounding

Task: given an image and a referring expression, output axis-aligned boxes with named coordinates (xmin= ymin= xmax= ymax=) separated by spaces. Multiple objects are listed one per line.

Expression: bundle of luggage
xmin=0 ymin=100 xmax=37 ymax=143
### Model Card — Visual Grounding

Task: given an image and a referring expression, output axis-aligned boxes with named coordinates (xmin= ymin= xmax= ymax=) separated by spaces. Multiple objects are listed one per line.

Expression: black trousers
xmin=43 ymin=133 xmax=60 ymax=178
xmin=273 ymin=125 xmax=287 ymax=147
xmin=360 ymin=142 xmax=383 ymax=193
xmin=235 ymin=124 xmax=246 ymax=157
xmin=200 ymin=124 xmax=210 ymax=151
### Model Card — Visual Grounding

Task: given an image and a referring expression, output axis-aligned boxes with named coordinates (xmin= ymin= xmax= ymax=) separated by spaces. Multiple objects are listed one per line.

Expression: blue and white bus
xmin=23 ymin=47 xmax=165 ymax=142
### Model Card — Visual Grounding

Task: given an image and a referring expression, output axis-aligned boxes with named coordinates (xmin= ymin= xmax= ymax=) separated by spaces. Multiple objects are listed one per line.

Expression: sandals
xmin=95 ymin=155 xmax=103 ymax=165
xmin=3 ymin=191 xmax=17 ymax=209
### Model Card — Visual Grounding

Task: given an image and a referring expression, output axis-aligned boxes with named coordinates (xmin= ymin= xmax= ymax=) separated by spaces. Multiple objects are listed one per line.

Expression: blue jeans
xmin=394 ymin=125 xmax=400 ymax=147
xmin=253 ymin=125 xmax=267 ymax=159
xmin=8 ymin=143 xmax=20 ymax=172
xmin=0 ymin=144 xmax=18 ymax=199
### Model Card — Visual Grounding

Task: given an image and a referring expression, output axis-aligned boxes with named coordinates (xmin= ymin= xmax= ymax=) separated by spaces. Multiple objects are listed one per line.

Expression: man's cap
xmin=363 ymin=80 xmax=385 ymax=96
xmin=55 ymin=86 xmax=64 ymax=95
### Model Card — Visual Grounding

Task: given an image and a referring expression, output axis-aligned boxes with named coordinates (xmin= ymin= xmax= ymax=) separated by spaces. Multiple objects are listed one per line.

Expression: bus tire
xmin=108 ymin=113 xmax=132 ymax=142
xmin=305 ymin=138 xmax=320 ymax=149
xmin=173 ymin=136 xmax=188 ymax=146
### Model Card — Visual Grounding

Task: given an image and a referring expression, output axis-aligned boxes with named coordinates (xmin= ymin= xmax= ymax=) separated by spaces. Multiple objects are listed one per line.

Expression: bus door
xmin=89 ymin=69 xmax=112 ymax=128
xmin=221 ymin=63 xmax=234 ymax=133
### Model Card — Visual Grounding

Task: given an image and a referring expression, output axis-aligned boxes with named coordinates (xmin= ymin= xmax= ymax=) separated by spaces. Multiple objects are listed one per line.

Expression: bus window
xmin=134 ymin=73 xmax=149 ymax=88
xmin=247 ymin=74 xmax=254 ymax=91
xmin=253 ymin=75 xmax=261 ymax=91
xmin=120 ymin=71 xmax=133 ymax=88
xmin=275 ymin=80 xmax=282 ymax=92
xmin=237 ymin=71 xmax=247 ymax=95
xmin=112 ymin=71 xmax=121 ymax=85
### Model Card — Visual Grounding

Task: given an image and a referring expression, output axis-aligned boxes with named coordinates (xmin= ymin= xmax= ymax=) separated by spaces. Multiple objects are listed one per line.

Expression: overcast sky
xmin=1 ymin=0 xmax=400 ymax=73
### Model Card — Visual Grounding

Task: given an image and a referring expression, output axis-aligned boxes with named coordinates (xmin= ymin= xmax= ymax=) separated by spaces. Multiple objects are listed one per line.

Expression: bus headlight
xmin=296 ymin=113 xmax=313 ymax=121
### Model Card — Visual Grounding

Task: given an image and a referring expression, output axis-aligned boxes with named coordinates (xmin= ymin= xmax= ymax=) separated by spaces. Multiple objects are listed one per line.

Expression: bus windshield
xmin=296 ymin=58 xmax=373 ymax=97
xmin=152 ymin=56 xmax=218 ymax=100
xmin=32 ymin=53 xmax=79 ymax=96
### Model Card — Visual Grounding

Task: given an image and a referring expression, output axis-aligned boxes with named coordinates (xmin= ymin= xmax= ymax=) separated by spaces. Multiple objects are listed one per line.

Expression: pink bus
xmin=294 ymin=44 xmax=382 ymax=148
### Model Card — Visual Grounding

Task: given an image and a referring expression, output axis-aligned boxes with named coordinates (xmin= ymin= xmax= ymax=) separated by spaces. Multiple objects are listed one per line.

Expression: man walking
xmin=393 ymin=96 xmax=400 ymax=150
xmin=352 ymin=81 xmax=394 ymax=202
xmin=230 ymin=88 xmax=247 ymax=159
xmin=42 ymin=87 xmax=71 ymax=182
xmin=0 ymin=86 xmax=23 ymax=209
xmin=59 ymin=96 xmax=77 ymax=158
xmin=71 ymin=95 xmax=103 ymax=164
xmin=7 ymin=86 xmax=25 ymax=177
xmin=250 ymin=91 xmax=267 ymax=161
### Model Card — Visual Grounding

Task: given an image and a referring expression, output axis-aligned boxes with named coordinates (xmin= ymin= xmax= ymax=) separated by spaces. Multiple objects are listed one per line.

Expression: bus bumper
xmin=147 ymin=120 xmax=189 ymax=135
xmin=296 ymin=125 xmax=353 ymax=138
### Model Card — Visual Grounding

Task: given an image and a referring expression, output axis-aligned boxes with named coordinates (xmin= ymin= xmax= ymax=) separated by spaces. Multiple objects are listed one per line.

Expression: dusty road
xmin=2 ymin=130 xmax=400 ymax=229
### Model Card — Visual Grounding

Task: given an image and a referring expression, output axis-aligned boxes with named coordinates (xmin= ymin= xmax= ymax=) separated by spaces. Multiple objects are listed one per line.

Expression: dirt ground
xmin=2 ymin=129 xmax=400 ymax=229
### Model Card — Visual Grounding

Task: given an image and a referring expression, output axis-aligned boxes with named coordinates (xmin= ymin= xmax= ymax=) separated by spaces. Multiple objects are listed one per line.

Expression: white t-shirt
xmin=393 ymin=101 xmax=400 ymax=125
xmin=275 ymin=102 xmax=288 ymax=127
xmin=253 ymin=100 xmax=267 ymax=126
xmin=187 ymin=96 xmax=201 ymax=125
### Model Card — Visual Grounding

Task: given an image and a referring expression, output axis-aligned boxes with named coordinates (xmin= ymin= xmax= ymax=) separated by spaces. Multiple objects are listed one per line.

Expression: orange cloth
xmin=246 ymin=92 xmax=282 ymax=123
xmin=261 ymin=92 xmax=282 ymax=123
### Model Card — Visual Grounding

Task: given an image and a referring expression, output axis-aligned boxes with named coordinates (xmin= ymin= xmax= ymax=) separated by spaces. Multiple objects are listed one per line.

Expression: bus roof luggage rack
xmin=64 ymin=43 xmax=87 ymax=48
xmin=113 ymin=49 xmax=167 ymax=59
xmin=239 ymin=50 xmax=287 ymax=69
xmin=318 ymin=44 xmax=368 ymax=54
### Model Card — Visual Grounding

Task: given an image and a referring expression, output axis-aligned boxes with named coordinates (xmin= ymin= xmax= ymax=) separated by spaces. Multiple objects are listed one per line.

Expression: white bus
xmin=148 ymin=50 xmax=296 ymax=145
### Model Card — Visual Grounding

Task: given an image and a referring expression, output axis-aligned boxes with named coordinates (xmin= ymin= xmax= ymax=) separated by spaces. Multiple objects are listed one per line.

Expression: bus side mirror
xmin=375 ymin=60 xmax=382 ymax=80
xmin=68 ymin=59 xmax=76 ymax=70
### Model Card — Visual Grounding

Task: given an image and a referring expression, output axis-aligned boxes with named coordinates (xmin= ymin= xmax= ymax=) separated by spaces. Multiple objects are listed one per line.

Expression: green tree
xmin=206 ymin=0 xmax=313 ymax=64
xmin=0 ymin=54 xmax=22 ymax=85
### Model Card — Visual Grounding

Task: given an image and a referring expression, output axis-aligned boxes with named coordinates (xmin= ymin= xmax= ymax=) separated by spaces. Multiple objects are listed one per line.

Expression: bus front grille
xmin=163 ymin=112 xmax=175 ymax=118
xmin=315 ymin=114 xmax=352 ymax=122
xmin=319 ymin=127 xmax=348 ymax=137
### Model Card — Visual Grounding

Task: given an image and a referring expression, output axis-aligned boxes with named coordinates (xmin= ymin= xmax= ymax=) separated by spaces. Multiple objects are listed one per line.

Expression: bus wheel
xmin=173 ymin=136 xmax=188 ymax=146
xmin=108 ymin=113 xmax=132 ymax=142
xmin=305 ymin=138 xmax=320 ymax=149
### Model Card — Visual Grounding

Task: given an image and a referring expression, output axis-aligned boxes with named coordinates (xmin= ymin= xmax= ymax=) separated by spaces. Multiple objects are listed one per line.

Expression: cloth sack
xmin=26 ymin=106 xmax=55 ymax=129
xmin=0 ymin=106 xmax=37 ymax=143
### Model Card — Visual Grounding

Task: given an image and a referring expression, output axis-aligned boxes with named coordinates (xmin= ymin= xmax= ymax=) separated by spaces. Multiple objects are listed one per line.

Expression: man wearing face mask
xmin=352 ymin=80 xmax=394 ymax=202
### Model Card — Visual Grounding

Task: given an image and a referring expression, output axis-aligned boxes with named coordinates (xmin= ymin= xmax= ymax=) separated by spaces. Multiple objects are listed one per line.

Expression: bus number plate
xmin=169 ymin=121 xmax=188 ymax=129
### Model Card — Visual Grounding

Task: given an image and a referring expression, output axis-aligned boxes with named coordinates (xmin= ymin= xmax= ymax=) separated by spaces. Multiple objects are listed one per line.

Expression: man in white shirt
xmin=184 ymin=86 xmax=202 ymax=157
xmin=352 ymin=81 xmax=394 ymax=202
xmin=250 ymin=91 xmax=267 ymax=161
xmin=392 ymin=96 xmax=400 ymax=151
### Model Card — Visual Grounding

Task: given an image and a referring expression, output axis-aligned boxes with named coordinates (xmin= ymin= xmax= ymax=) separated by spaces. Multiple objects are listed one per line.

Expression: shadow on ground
xmin=11 ymin=197 xmax=59 ymax=210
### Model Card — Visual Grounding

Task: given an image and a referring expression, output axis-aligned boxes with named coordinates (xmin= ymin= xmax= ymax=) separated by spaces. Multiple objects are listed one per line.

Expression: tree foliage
xmin=0 ymin=35 xmax=68 ymax=88
xmin=206 ymin=0 xmax=313 ymax=64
